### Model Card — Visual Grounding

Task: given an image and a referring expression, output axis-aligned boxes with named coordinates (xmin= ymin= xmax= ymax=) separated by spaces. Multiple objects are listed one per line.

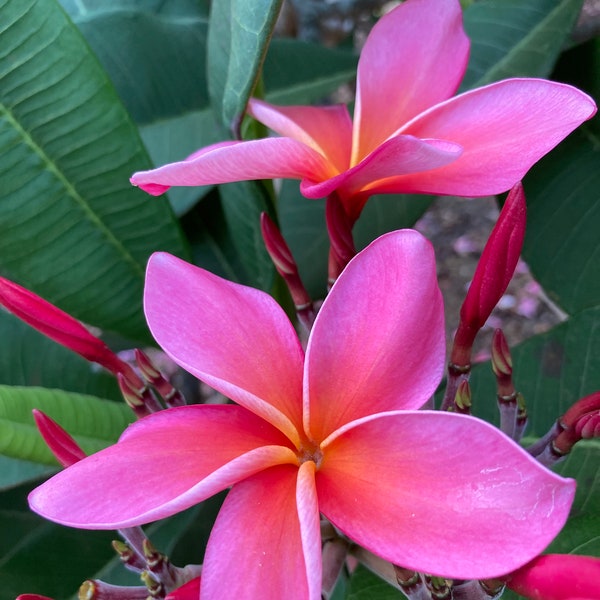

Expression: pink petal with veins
xmin=304 ymin=230 xmax=445 ymax=441
xmin=28 ymin=405 xmax=296 ymax=528
xmin=317 ymin=411 xmax=575 ymax=580
xmin=130 ymin=137 xmax=334 ymax=196
xmin=352 ymin=0 xmax=469 ymax=162
xmin=301 ymin=135 xmax=462 ymax=202
xmin=144 ymin=252 xmax=305 ymax=445
xmin=370 ymin=79 xmax=597 ymax=197
xmin=248 ymin=99 xmax=353 ymax=174
xmin=201 ymin=464 xmax=321 ymax=600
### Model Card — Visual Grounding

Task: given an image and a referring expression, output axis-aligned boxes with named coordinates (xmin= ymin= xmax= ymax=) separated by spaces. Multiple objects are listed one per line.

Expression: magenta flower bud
xmin=0 ymin=276 xmax=143 ymax=389
xmin=560 ymin=391 xmax=600 ymax=429
xmin=506 ymin=554 xmax=600 ymax=600
xmin=451 ymin=182 xmax=526 ymax=366
xmin=550 ymin=391 xmax=600 ymax=455
xmin=165 ymin=578 xmax=201 ymax=600
xmin=16 ymin=595 xmax=55 ymax=600
xmin=134 ymin=349 xmax=185 ymax=407
xmin=32 ymin=409 xmax=86 ymax=467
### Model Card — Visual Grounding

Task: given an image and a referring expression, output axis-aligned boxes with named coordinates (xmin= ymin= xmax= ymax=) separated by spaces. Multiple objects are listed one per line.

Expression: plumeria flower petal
xmin=304 ymin=229 xmax=445 ymax=440
xmin=29 ymin=231 xmax=576 ymax=598
xmin=351 ymin=0 xmax=469 ymax=162
xmin=144 ymin=253 xmax=305 ymax=446
xmin=202 ymin=463 xmax=321 ymax=600
xmin=130 ymin=0 xmax=596 ymax=221
xmin=29 ymin=405 xmax=297 ymax=528
xmin=317 ymin=411 xmax=575 ymax=579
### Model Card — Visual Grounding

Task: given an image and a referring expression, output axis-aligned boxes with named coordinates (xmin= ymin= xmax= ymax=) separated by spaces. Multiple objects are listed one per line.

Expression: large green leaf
xmin=0 ymin=508 xmax=117 ymax=600
xmin=0 ymin=456 xmax=55 ymax=491
xmin=263 ymin=38 xmax=357 ymax=104
xmin=218 ymin=181 xmax=276 ymax=291
xmin=521 ymin=131 xmax=600 ymax=314
xmin=551 ymin=441 xmax=600 ymax=553
xmin=62 ymin=3 xmax=357 ymax=216
xmin=73 ymin=10 xmax=209 ymax=126
xmin=60 ymin=0 xmax=208 ymax=17
xmin=207 ymin=0 xmax=283 ymax=131
xmin=0 ymin=0 xmax=188 ymax=343
xmin=0 ymin=386 xmax=133 ymax=465
xmin=461 ymin=0 xmax=584 ymax=89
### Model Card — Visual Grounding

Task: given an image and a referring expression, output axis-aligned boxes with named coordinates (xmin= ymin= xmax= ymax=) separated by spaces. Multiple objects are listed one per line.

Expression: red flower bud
xmin=32 ymin=409 xmax=86 ymax=467
xmin=451 ymin=182 xmax=526 ymax=366
xmin=0 ymin=277 xmax=142 ymax=388
xmin=165 ymin=577 xmax=201 ymax=600
xmin=506 ymin=554 xmax=600 ymax=600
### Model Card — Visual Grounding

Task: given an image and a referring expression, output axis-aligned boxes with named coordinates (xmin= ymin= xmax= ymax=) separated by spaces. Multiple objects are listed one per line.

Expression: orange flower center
xmin=298 ymin=439 xmax=324 ymax=469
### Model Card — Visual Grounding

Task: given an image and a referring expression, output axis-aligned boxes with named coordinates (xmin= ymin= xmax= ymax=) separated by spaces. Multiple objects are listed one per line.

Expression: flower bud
xmin=165 ymin=578 xmax=201 ymax=600
xmin=0 ymin=277 xmax=143 ymax=388
xmin=32 ymin=409 xmax=86 ymax=467
xmin=506 ymin=554 xmax=600 ymax=600
xmin=451 ymin=183 xmax=526 ymax=366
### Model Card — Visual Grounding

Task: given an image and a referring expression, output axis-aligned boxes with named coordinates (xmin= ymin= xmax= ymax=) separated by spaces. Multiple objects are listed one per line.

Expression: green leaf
xmin=0 ymin=0 xmax=188 ymax=343
xmin=85 ymin=505 xmax=205 ymax=587
xmin=139 ymin=109 xmax=223 ymax=216
xmin=218 ymin=181 xmax=276 ymax=291
xmin=550 ymin=441 xmax=600 ymax=553
xmin=522 ymin=130 xmax=600 ymax=314
xmin=0 ymin=386 xmax=133 ymax=465
xmin=73 ymin=10 xmax=210 ymax=125
xmin=0 ymin=456 xmax=56 ymax=492
xmin=462 ymin=0 xmax=584 ymax=89
xmin=0 ymin=311 xmax=121 ymax=400
xmin=59 ymin=0 xmax=208 ymax=20
xmin=208 ymin=0 xmax=283 ymax=131
xmin=263 ymin=39 xmax=357 ymax=105
xmin=0 ymin=507 xmax=117 ymax=600
xmin=347 ymin=564 xmax=402 ymax=600
xmin=469 ymin=306 xmax=600 ymax=436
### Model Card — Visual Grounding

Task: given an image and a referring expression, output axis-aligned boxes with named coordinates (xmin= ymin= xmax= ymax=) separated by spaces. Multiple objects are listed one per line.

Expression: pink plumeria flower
xmin=29 ymin=231 xmax=575 ymax=599
xmin=130 ymin=0 xmax=596 ymax=222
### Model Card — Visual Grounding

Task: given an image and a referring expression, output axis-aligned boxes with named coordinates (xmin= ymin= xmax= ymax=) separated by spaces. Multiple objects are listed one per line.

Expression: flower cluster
xmin=5 ymin=0 xmax=599 ymax=598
